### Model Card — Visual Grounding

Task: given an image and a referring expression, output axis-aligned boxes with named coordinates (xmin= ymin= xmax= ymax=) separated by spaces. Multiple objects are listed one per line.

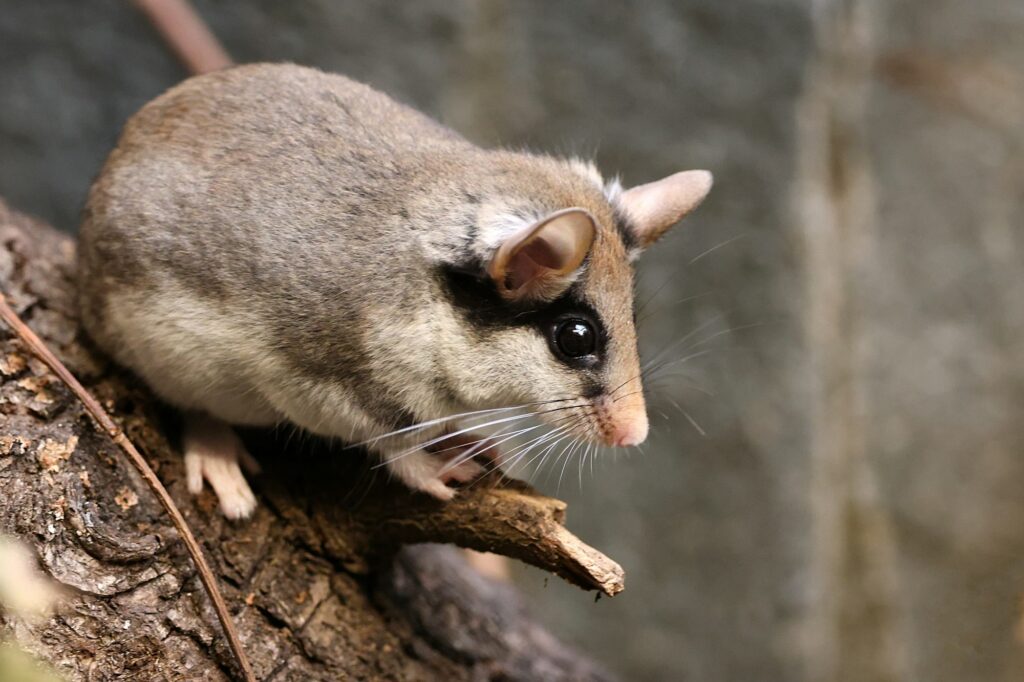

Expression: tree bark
xmin=0 ymin=200 xmax=618 ymax=681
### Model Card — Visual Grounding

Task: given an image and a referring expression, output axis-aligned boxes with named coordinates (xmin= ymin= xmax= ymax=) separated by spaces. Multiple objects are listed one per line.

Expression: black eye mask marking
xmin=437 ymin=261 xmax=609 ymax=374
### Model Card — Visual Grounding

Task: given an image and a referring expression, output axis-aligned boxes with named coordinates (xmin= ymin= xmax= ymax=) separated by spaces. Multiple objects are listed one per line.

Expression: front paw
xmin=384 ymin=444 xmax=493 ymax=501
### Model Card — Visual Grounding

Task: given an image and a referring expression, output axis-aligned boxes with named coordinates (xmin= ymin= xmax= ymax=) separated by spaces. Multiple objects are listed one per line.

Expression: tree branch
xmin=0 ymin=199 xmax=619 ymax=680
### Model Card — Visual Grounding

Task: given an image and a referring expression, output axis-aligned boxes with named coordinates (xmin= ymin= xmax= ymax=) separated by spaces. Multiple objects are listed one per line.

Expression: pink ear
xmin=619 ymin=170 xmax=713 ymax=249
xmin=489 ymin=208 xmax=596 ymax=301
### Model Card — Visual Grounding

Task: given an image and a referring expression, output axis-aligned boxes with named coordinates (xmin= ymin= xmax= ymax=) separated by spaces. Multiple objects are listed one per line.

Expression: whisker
xmin=382 ymin=401 xmax=592 ymax=463
xmin=524 ymin=429 xmax=580 ymax=480
xmin=637 ymin=290 xmax=713 ymax=327
xmin=671 ymin=290 xmax=716 ymax=306
xmin=348 ymin=395 xmax=580 ymax=449
xmin=687 ymin=233 xmax=745 ymax=265
xmin=415 ymin=403 xmax=593 ymax=477
xmin=642 ymin=314 xmax=724 ymax=369
xmin=500 ymin=426 xmax=568 ymax=477
xmin=372 ymin=418 xmax=535 ymax=469
xmin=641 ymin=348 xmax=715 ymax=381
xmin=425 ymin=421 xmax=523 ymax=460
xmin=540 ymin=432 xmax=583 ymax=485
xmin=606 ymin=372 xmax=641 ymax=400
xmin=380 ymin=425 xmax=536 ymax=473
xmin=438 ymin=424 xmax=543 ymax=475
xmin=400 ymin=413 xmax=536 ymax=455
xmin=502 ymin=404 xmax=595 ymax=483
xmin=557 ymin=439 xmax=586 ymax=492
xmin=578 ymin=442 xmax=594 ymax=490
xmin=593 ymin=319 xmax=726 ymax=408
xmin=683 ymin=322 xmax=764 ymax=350
xmin=445 ymin=407 xmax=590 ymax=476
xmin=648 ymin=374 xmax=714 ymax=396
xmin=668 ymin=398 xmax=707 ymax=437
xmin=349 ymin=405 xmax=523 ymax=448
xmin=634 ymin=270 xmax=682 ymax=318
xmin=500 ymin=415 xmax=580 ymax=464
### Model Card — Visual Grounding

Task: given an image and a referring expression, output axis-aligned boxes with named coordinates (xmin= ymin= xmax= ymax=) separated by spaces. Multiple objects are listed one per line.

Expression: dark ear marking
xmin=619 ymin=169 xmax=713 ymax=252
xmin=612 ymin=205 xmax=639 ymax=253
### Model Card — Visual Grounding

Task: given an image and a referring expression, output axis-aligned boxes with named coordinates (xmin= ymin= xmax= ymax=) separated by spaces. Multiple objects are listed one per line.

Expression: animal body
xmin=78 ymin=63 xmax=711 ymax=518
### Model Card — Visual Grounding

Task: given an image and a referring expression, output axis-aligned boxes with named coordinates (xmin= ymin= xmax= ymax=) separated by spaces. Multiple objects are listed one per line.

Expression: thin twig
xmin=131 ymin=0 xmax=233 ymax=74
xmin=0 ymin=293 xmax=256 ymax=682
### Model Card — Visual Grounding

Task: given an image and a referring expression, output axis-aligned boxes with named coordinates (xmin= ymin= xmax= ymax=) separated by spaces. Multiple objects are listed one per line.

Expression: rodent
xmin=77 ymin=63 xmax=712 ymax=518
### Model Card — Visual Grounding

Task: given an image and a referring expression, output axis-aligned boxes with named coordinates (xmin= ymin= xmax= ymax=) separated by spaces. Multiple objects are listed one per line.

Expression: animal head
xmin=434 ymin=157 xmax=712 ymax=449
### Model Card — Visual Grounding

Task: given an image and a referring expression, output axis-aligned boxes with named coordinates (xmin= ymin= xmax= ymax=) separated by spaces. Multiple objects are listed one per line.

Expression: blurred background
xmin=2 ymin=1 xmax=1023 ymax=680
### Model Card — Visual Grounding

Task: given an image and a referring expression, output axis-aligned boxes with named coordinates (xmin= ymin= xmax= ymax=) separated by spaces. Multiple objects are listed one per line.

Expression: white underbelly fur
xmin=99 ymin=287 xmax=379 ymax=443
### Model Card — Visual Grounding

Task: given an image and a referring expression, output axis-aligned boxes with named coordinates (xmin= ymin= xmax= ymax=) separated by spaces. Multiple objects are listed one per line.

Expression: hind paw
xmin=183 ymin=414 xmax=259 ymax=519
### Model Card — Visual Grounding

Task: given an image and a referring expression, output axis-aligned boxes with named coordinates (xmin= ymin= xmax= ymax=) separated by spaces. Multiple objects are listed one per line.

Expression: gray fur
xmin=78 ymin=63 xmax=655 ymax=500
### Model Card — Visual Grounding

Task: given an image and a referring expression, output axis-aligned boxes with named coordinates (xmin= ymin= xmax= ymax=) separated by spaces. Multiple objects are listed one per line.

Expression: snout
xmin=595 ymin=393 xmax=649 ymax=447
xmin=610 ymin=415 xmax=649 ymax=447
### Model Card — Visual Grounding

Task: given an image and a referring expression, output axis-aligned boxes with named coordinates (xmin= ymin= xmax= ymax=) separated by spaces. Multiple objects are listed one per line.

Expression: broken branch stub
xmin=319 ymin=474 xmax=625 ymax=596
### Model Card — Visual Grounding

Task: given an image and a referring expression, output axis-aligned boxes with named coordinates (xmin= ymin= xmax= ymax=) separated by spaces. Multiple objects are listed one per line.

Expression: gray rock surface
xmin=1 ymin=0 xmax=1022 ymax=679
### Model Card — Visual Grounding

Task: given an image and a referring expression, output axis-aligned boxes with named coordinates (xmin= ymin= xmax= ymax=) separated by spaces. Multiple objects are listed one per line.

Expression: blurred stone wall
xmin=1 ymin=1 xmax=1022 ymax=680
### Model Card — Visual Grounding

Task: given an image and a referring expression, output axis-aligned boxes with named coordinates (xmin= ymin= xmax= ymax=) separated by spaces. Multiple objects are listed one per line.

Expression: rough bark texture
xmin=0 ymin=200 xmax=617 ymax=681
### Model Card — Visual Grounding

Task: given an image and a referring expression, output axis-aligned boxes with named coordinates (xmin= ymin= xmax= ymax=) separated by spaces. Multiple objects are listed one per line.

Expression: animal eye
xmin=554 ymin=319 xmax=596 ymax=358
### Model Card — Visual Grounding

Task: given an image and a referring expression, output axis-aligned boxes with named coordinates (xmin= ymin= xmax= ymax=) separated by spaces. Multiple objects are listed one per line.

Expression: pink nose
xmin=610 ymin=419 xmax=649 ymax=447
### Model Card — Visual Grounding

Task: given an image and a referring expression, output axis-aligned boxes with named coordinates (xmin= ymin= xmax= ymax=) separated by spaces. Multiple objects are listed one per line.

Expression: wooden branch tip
xmin=364 ymin=479 xmax=625 ymax=597
xmin=480 ymin=483 xmax=626 ymax=596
